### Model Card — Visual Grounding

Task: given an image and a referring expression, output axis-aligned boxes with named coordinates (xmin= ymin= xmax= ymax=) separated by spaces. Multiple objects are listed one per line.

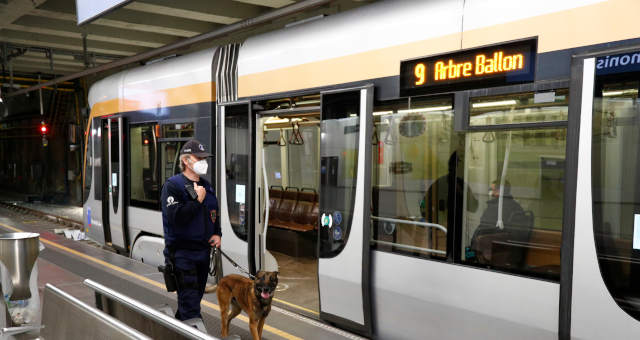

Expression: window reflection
xmin=225 ymin=105 xmax=250 ymax=241
xmin=592 ymin=78 xmax=640 ymax=320
xmin=161 ymin=122 xmax=194 ymax=138
xmin=130 ymin=124 xmax=159 ymax=209
xmin=470 ymin=89 xmax=568 ymax=126
xmin=83 ymin=121 xmax=93 ymax=205
xmin=160 ymin=141 xmax=185 ymax=185
xmin=462 ymin=128 xmax=566 ymax=280
xmin=371 ymin=96 xmax=466 ymax=259
xmin=319 ymin=91 xmax=361 ymax=258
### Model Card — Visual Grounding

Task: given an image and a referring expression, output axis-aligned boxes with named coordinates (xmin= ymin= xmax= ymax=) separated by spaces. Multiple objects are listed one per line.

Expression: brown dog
xmin=207 ymin=271 xmax=278 ymax=340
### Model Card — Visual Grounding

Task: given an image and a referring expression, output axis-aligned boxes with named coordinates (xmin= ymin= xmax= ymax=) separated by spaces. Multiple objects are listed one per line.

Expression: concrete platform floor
xmin=270 ymin=251 xmax=319 ymax=316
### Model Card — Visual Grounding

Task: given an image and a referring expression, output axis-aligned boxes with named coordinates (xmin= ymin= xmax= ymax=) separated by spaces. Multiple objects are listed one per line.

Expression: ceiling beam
xmin=37 ymin=0 xmax=222 ymax=37
xmin=5 ymin=24 xmax=164 ymax=49
xmin=0 ymin=30 xmax=143 ymax=56
xmin=0 ymin=0 xmax=47 ymax=28
xmin=126 ymin=2 xmax=247 ymax=25
xmin=29 ymin=8 xmax=205 ymax=38
xmin=9 ymin=62 xmax=78 ymax=75
xmin=135 ymin=0 xmax=269 ymax=20
xmin=13 ymin=55 xmax=91 ymax=68
xmin=233 ymin=0 xmax=296 ymax=8
xmin=7 ymin=0 xmax=337 ymax=98
xmin=4 ymin=47 xmax=118 ymax=64
xmin=14 ymin=15 xmax=176 ymax=48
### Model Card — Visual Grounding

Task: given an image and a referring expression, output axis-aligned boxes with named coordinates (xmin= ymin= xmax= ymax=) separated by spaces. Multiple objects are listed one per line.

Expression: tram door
xmin=105 ymin=117 xmax=127 ymax=250
xmin=100 ymin=120 xmax=111 ymax=244
xmin=318 ymin=86 xmax=373 ymax=336
xmin=255 ymin=105 xmax=322 ymax=315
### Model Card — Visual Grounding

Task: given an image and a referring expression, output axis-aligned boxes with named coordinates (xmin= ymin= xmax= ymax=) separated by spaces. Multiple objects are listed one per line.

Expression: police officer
xmin=161 ymin=139 xmax=221 ymax=322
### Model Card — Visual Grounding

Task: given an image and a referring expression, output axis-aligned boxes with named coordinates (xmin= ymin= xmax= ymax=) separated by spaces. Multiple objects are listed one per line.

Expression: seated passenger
xmin=469 ymin=179 xmax=528 ymax=264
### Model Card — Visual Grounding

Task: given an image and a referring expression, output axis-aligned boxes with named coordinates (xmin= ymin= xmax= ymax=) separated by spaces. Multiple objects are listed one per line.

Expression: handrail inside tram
xmin=370 ymin=215 xmax=447 ymax=234
xmin=371 ymin=239 xmax=446 ymax=256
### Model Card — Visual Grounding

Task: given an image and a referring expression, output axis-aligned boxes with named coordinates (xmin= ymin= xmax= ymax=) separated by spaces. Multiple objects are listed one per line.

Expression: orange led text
xmin=416 ymin=51 xmax=525 ymax=84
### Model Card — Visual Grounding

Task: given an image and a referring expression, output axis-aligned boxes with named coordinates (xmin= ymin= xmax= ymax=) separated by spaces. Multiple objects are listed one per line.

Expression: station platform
xmin=0 ymin=195 xmax=364 ymax=340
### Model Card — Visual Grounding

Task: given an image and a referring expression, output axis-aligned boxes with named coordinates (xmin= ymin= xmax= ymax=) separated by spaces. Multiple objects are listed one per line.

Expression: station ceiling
xmin=0 ymin=0 xmax=372 ymax=81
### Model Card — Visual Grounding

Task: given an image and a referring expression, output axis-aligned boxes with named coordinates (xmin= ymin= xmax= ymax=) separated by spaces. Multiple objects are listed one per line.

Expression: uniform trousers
xmin=173 ymin=248 xmax=210 ymax=321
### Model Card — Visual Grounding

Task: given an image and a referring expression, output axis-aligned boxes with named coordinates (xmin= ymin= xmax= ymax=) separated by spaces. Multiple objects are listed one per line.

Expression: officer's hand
xmin=194 ymin=183 xmax=206 ymax=203
xmin=209 ymin=235 xmax=221 ymax=248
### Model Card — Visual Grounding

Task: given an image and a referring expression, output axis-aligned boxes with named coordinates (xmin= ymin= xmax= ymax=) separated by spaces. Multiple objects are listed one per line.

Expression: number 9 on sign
xmin=414 ymin=63 xmax=426 ymax=85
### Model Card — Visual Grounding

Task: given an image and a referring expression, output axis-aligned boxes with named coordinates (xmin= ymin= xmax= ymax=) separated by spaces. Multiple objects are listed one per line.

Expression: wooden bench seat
xmin=268 ymin=187 xmax=318 ymax=232
xmin=476 ymin=228 xmax=562 ymax=277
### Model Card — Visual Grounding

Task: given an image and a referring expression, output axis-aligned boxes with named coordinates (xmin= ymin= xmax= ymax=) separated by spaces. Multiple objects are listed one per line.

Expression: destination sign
xmin=400 ymin=39 xmax=537 ymax=96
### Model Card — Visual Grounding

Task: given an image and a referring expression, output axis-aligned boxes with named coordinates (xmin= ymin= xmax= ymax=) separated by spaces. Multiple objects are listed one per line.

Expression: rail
xmin=370 ymin=216 xmax=447 ymax=233
xmin=371 ymin=240 xmax=446 ymax=256
xmin=42 ymin=283 xmax=151 ymax=340
xmin=83 ymin=279 xmax=219 ymax=340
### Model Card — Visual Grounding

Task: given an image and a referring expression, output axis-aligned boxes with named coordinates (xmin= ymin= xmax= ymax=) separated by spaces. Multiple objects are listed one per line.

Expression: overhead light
xmin=373 ymin=111 xmax=393 ymax=116
xmin=265 ymin=116 xmax=289 ymax=124
xmin=602 ymin=89 xmax=638 ymax=97
xmin=602 ymin=90 xmax=623 ymax=97
xmin=471 ymin=100 xmax=517 ymax=108
xmin=285 ymin=14 xmax=326 ymax=28
xmin=398 ymin=106 xmax=453 ymax=114
xmin=293 ymin=99 xmax=320 ymax=106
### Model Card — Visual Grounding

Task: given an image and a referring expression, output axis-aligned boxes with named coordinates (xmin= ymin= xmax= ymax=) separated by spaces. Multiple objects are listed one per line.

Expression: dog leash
xmin=211 ymin=247 xmax=256 ymax=280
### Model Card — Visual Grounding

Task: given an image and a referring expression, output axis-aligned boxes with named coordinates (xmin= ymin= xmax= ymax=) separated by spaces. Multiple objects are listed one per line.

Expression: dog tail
xmin=204 ymin=283 xmax=217 ymax=294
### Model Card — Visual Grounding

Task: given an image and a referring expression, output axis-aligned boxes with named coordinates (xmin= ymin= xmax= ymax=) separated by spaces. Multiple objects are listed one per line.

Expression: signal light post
xmin=40 ymin=121 xmax=48 ymax=147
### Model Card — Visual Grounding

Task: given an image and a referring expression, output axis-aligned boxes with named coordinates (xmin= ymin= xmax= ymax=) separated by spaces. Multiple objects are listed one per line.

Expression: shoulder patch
xmin=166 ymin=196 xmax=178 ymax=207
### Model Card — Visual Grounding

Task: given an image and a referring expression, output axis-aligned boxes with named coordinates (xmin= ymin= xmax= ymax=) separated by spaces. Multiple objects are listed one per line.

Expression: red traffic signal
xmin=40 ymin=121 xmax=48 ymax=135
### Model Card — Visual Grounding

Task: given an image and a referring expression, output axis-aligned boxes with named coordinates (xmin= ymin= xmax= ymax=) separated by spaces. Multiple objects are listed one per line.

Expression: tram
xmin=82 ymin=0 xmax=640 ymax=338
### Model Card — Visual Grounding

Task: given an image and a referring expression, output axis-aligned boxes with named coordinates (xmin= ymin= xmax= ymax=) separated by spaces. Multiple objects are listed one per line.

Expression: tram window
xmin=592 ymin=77 xmax=640 ymax=320
xmin=262 ymin=124 xmax=320 ymax=191
xmin=130 ymin=124 xmax=159 ymax=210
xmin=469 ymin=89 xmax=568 ymax=126
xmin=161 ymin=122 xmax=194 ymax=138
xmin=320 ymin=91 xmax=361 ymax=257
xmin=287 ymin=127 xmax=320 ymax=190
xmin=94 ymin=122 xmax=105 ymax=201
xmin=263 ymin=129 xmax=283 ymax=187
xmin=370 ymin=96 xmax=464 ymax=260
xmin=83 ymin=122 xmax=93 ymax=204
xmin=461 ymin=128 xmax=566 ymax=280
xmin=160 ymin=141 xmax=186 ymax=185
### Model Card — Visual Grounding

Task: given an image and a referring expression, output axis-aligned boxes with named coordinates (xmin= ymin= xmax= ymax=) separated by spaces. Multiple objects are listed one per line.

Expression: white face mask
xmin=190 ymin=159 xmax=208 ymax=175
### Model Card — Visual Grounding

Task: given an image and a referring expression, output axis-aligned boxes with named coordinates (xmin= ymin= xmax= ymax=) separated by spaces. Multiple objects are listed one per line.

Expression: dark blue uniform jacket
xmin=161 ymin=174 xmax=221 ymax=251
